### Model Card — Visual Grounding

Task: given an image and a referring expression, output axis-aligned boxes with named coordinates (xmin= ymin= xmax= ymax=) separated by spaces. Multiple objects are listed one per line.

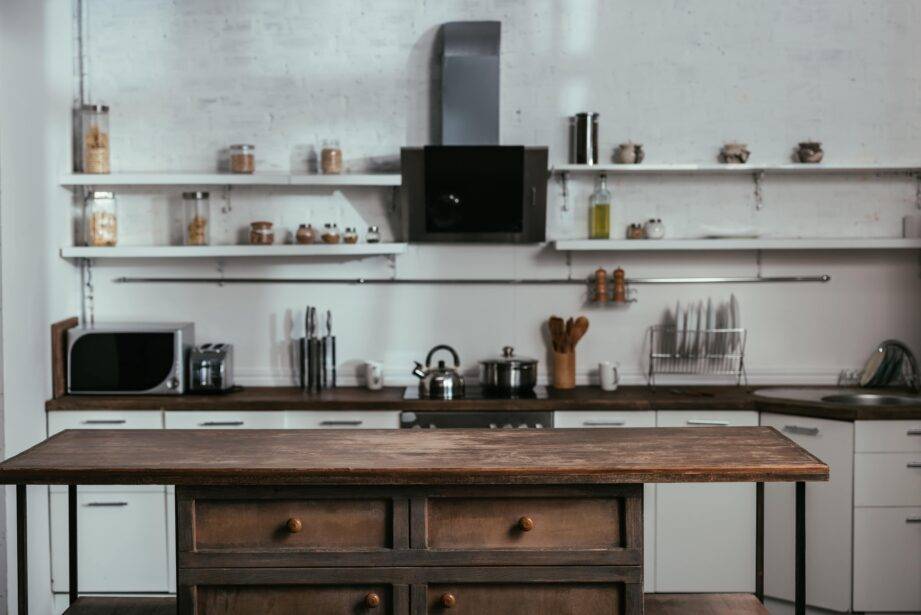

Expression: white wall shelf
xmin=551 ymin=163 xmax=921 ymax=175
xmin=60 ymin=244 xmax=408 ymax=259
xmin=60 ymin=173 xmax=402 ymax=187
xmin=554 ymin=238 xmax=921 ymax=251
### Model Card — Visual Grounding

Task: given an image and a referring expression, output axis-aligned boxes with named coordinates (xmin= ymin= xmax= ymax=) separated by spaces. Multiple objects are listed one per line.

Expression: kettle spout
xmin=412 ymin=361 xmax=426 ymax=379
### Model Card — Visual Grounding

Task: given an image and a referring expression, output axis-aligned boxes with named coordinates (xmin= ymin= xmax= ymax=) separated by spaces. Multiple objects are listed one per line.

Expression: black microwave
xmin=401 ymin=146 xmax=548 ymax=243
xmin=67 ymin=323 xmax=194 ymax=394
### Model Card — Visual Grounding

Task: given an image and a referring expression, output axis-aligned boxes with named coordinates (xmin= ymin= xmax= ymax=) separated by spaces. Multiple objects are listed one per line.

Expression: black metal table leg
xmin=795 ymin=481 xmax=806 ymax=615
xmin=68 ymin=485 xmax=78 ymax=605
xmin=756 ymin=481 xmax=764 ymax=603
xmin=16 ymin=484 xmax=27 ymax=615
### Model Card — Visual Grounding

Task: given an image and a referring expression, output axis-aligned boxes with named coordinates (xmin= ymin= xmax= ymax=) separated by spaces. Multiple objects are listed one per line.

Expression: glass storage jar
xmin=321 ymin=223 xmax=341 ymax=244
xmin=81 ymin=104 xmax=110 ymax=174
xmin=295 ymin=224 xmax=316 ymax=245
xmin=320 ymin=140 xmax=342 ymax=174
xmin=343 ymin=227 xmax=358 ymax=244
xmin=182 ymin=192 xmax=210 ymax=246
xmin=249 ymin=221 xmax=274 ymax=245
xmin=85 ymin=191 xmax=118 ymax=246
xmin=230 ymin=144 xmax=255 ymax=174
xmin=366 ymin=225 xmax=380 ymax=243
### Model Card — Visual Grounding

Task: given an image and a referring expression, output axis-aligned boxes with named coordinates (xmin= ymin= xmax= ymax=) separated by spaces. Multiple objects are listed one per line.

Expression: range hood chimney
xmin=440 ymin=21 xmax=500 ymax=145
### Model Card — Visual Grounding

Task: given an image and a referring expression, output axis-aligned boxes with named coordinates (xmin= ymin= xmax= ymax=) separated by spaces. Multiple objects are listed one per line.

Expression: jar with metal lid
xmin=343 ymin=227 xmax=358 ymax=244
xmin=321 ymin=223 xmax=341 ymax=244
xmin=320 ymin=140 xmax=342 ymax=174
xmin=295 ymin=224 xmax=316 ymax=245
xmin=626 ymin=223 xmax=646 ymax=240
xmin=366 ymin=225 xmax=380 ymax=243
xmin=85 ymin=191 xmax=118 ymax=246
xmin=230 ymin=144 xmax=255 ymax=174
xmin=249 ymin=221 xmax=274 ymax=245
xmin=183 ymin=192 xmax=210 ymax=246
xmin=81 ymin=104 xmax=110 ymax=174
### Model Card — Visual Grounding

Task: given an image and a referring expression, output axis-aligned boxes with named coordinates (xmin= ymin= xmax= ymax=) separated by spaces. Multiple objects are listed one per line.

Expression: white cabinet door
xmin=854 ymin=453 xmax=921 ymax=507
xmin=48 ymin=410 xmax=162 ymax=436
xmin=855 ymin=420 xmax=921 ymax=453
xmin=554 ymin=411 xmax=657 ymax=593
xmin=164 ymin=410 xmax=285 ymax=429
xmin=50 ymin=489 xmax=170 ymax=593
xmin=853 ymin=507 xmax=921 ymax=612
xmin=286 ymin=410 xmax=400 ymax=429
xmin=655 ymin=410 xmax=758 ymax=592
xmin=760 ymin=413 xmax=854 ymax=612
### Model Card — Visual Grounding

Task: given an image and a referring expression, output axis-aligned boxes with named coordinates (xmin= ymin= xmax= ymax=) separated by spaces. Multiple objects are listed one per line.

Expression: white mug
xmin=599 ymin=361 xmax=620 ymax=391
xmin=365 ymin=361 xmax=384 ymax=391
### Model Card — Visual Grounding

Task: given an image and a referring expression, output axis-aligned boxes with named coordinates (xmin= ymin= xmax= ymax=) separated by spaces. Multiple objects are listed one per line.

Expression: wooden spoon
xmin=548 ymin=316 xmax=565 ymax=352
xmin=569 ymin=316 xmax=590 ymax=348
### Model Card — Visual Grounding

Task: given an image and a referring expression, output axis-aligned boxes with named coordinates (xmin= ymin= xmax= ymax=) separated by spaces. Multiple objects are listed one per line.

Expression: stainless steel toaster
xmin=188 ymin=343 xmax=234 ymax=393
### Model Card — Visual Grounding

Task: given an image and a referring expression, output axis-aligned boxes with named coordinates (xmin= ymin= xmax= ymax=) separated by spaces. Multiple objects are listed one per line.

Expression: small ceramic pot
xmin=644 ymin=218 xmax=665 ymax=240
xmin=614 ymin=142 xmax=645 ymax=164
xmin=719 ymin=142 xmax=750 ymax=164
xmin=795 ymin=142 xmax=824 ymax=163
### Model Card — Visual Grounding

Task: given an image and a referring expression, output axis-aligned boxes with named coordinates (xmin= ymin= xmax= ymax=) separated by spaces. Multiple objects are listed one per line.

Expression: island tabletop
xmin=0 ymin=426 xmax=827 ymax=485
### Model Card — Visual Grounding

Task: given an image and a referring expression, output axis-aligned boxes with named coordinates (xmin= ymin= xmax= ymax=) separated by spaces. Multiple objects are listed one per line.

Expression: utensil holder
xmin=552 ymin=351 xmax=576 ymax=389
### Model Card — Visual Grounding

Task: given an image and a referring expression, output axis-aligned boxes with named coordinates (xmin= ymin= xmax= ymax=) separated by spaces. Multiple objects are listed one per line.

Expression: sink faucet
xmin=878 ymin=340 xmax=921 ymax=393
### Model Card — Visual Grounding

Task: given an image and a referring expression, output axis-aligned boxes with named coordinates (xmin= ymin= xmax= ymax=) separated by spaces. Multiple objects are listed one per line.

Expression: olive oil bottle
xmin=589 ymin=173 xmax=611 ymax=239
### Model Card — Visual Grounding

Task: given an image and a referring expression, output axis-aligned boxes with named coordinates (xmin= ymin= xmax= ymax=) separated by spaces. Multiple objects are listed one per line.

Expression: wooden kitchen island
xmin=0 ymin=427 xmax=827 ymax=615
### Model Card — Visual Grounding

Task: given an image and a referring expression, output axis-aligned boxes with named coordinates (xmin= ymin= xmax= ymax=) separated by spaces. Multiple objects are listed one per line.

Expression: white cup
xmin=365 ymin=361 xmax=384 ymax=391
xmin=599 ymin=361 xmax=620 ymax=391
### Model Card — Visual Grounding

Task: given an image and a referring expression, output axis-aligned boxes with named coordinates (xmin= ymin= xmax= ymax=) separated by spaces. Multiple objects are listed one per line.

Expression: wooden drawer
xmin=190 ymin=496 xmax=393 ymax=551
xmin=424 ymin=582 xmax=622 ymax=614
xmin=286 ymin=410 xmax=400 ymax=429
xmin=854 ymin=453 xmax=921 ymax=507
xmin=853 ymin=507 xmax=921 ymax=612
xmin=427 ymin=496 xmax=623 ymax=550
xmin=194 ymin=584 xmax=394 ymax=614
xmin=856 ymin=420 xmax=921 ymax=452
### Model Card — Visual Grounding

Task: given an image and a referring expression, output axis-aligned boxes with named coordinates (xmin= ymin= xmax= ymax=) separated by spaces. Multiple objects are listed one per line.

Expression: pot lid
xmin=480 ymin=346 xmax=538 ymax=366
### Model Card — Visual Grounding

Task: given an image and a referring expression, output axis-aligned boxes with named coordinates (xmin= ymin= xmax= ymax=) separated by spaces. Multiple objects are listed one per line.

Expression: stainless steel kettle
xmin=412 ymin=345 xmax=465 ymax=399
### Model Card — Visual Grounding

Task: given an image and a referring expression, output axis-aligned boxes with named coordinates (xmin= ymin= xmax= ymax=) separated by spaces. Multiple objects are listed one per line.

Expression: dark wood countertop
xmin=0 ymin=427 xmax=828 ymax=486
xmin=44 ymin=385 xmax=921 ymax=420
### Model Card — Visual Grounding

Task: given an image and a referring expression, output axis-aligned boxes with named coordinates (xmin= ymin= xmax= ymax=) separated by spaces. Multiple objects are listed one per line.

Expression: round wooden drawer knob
xmin=364 ymin=592 xmax=381 ymax=608
xmin=286 ymin=517 xmax=303 ymax=533
xmin=518 ymin=516 xmax=535 ymax=531
xmin=440 ymin=593 xmax=457 ymax=608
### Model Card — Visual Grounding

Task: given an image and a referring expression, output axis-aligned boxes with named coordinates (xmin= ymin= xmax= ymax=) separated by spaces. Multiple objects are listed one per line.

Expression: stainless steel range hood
xmin=440 ymin=21 xmax=500 ymax=145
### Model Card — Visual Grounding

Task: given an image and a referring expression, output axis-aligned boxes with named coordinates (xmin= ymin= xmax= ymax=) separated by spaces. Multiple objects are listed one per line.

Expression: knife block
xmin=552 ymin=351 xmax=576 ymax=389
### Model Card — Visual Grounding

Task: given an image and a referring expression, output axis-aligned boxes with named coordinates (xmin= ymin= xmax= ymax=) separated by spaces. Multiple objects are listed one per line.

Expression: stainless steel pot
xmin=479 ymin=346 xmax=538 ymax=396
xmin=412 ymin=344 xmax=465 ymax=399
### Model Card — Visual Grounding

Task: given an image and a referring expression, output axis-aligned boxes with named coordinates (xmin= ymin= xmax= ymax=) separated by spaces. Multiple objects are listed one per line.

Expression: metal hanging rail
xmin=113 ymin=274 xmax=831 ymax=285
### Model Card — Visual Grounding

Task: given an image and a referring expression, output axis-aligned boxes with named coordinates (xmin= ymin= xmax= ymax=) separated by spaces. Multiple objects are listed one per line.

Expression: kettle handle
xmin=426 ymin=344 xmax=461 ymax=368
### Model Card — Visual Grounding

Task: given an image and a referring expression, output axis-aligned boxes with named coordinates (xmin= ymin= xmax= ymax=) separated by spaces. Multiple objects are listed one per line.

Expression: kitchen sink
xmin=753 ymin=387 xmax=921 ymax=407
xmin=819 ymin=393 xmax=921 ymax=406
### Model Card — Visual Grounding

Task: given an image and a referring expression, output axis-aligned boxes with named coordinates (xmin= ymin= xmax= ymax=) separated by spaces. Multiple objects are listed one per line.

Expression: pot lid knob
xmin=502 ymin=346 xmax=514 ymax=358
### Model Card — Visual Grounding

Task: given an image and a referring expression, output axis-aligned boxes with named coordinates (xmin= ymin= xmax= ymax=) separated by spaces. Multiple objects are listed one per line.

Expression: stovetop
xmin=403 ymin=385 xmax=549 ymax=400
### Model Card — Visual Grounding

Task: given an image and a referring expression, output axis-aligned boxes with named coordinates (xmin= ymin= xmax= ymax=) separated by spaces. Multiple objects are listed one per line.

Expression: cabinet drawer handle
xmin=687 ymin=419 xmax=730 ymax=426
xmin=908 ymin=462 xmax=921 ymax=468
xmin=907 ymin=517 xmax=921 ymax=523
xmin=85 ymin=501 xmax=128 ymax=507
xmin=518 ymin=516 xmax=535 ymax=531
xmin=199 ymin=421 xmax=244 ymax=426
xmin=783 ymin=425 xmax=820 ymax=436
xmin=81 ymin=419 xmax=126 ymax=425
xmin=908 ymin=429 xmax=921 ymax=436
xmin=319 ymin=420 xmax=363 ymax=426
xmin=440 ymin=593 xmax=457 ymax=608
xmin=286 ymin=517 xmax=303 ymax=533
xmin=583 ymin=420 xmax=626 ymax=426
xmin=364 ymin=592 xmax=381 ymax=608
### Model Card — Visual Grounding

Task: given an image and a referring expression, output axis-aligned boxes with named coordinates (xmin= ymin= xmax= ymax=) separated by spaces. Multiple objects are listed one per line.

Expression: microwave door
xmin=69 ymin=332 xmax=177 ymax=393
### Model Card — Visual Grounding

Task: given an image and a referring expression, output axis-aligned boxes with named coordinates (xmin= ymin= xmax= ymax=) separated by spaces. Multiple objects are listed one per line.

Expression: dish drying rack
xmin=647 ymin=325 xmax=748 ymax=386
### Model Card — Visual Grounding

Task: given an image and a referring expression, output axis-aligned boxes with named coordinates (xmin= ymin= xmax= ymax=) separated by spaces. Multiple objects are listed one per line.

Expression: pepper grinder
xmin=612 ymin=268 xmax=627 ymax=303
xmin=594 ymin=268 xmax=608 ymax=304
